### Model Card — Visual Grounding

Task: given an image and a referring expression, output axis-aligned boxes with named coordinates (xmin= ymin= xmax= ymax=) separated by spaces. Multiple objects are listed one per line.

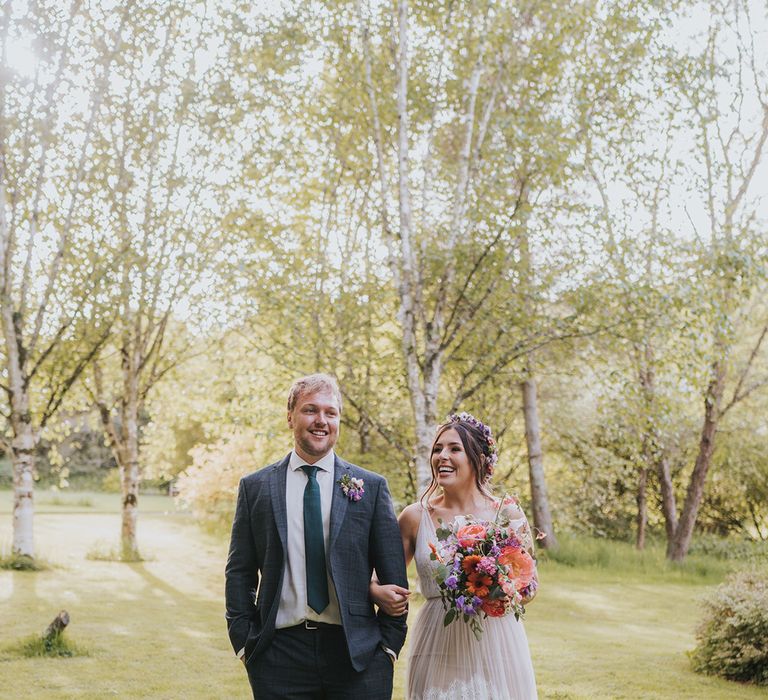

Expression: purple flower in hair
xmin=448 ymin=411 xmax=499 ymax=481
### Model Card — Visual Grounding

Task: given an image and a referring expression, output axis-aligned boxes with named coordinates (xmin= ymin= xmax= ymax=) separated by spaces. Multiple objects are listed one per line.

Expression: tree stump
xmin=44 ymin=610 xmax=70 ymax=643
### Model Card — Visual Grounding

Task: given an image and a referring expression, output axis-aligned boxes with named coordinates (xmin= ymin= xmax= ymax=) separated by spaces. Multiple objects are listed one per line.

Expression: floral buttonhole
xmin=338 ymin=474 xmax=365 ymax=502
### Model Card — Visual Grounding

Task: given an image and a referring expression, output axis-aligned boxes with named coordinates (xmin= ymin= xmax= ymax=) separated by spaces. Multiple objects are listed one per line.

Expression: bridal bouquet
xmin=429 ymin=498 xmax=537 ymax=641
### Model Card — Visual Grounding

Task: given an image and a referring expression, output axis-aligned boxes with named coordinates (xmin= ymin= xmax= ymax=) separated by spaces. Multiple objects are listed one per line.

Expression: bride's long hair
xmin=419 ymin=419 xmax=495 ymax=509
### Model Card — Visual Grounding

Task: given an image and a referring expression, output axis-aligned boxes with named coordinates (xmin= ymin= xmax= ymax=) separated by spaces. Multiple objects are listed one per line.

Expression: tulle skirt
xmin=407 ymin=598 xmax=537 ymax=700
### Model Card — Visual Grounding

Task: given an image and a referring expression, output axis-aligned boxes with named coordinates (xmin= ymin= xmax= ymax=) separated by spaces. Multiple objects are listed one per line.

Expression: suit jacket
xmin=225 ymin=453 xmax=408 ymax=671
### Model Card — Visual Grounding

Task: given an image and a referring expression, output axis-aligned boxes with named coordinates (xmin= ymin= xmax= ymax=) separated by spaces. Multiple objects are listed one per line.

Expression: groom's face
xmin=287 ymin=389 xmax=341 ymax=463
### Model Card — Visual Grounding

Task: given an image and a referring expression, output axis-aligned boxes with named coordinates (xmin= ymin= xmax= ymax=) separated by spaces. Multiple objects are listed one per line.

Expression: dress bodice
xmin=414 ymin=505 xmax=443 ymax=599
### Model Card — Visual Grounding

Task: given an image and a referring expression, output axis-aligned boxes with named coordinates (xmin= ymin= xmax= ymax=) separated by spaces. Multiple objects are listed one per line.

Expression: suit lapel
xmin=269 ymin=455 xmax=291 ymax=553
xmin=329 ymin=456 xmax=350 ymax=550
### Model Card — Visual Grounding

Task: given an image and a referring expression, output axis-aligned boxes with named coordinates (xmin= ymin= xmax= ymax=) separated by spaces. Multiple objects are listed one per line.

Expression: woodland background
xmin=2 ymin=1 xmax=768 ymax=698
xmin=1 ymin=0 xmax=768 ymax=585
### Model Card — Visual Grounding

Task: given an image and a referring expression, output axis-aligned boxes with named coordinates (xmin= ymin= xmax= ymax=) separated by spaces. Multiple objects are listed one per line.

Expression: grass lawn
xmin=1 ymin=489 xmax=767 ymax=699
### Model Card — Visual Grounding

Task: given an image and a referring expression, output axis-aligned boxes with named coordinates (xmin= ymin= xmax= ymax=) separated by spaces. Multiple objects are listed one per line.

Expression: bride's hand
xmin=369 ymin=581 xmax=411 ymax=616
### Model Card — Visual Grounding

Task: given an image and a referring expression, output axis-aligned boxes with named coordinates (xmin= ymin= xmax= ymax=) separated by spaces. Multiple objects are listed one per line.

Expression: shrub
xmin=690 ymin=568 xmax=768 ymax=685
xmin=175 ymin=431 xmax=282 ymax=529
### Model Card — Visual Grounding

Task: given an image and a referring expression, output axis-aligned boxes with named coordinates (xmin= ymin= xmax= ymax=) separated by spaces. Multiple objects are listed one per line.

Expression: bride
xmin=371 ymin=413 xmax=538 ymax=700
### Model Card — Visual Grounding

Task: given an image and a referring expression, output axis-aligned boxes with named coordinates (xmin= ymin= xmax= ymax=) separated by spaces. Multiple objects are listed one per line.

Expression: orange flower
xmin=498 ymin=547 xmax=536 ymax=589
xmin=466 ymin=571 xmax=492 ymax=598
xmin=481 ymin=598 xmax=507 ymax=617
xmin=461 ymin=554 xmax=481 ymax=574
xmin=428 ymin=542 xmax=443 ymax=563
xmin=456 ymin=523 xmax=487 ymax=547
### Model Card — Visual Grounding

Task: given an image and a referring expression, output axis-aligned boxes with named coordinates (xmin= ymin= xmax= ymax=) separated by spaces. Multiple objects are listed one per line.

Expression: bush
xmin=175 ymin=431 xmax=282 ymax=529
xmin=690 ymin=568 xmax=768 ymax=685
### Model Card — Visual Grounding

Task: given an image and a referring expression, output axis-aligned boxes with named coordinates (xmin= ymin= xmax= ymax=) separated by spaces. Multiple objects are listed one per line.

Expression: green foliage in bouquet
xmin=690 ymin=568 xmax=768 ymax=685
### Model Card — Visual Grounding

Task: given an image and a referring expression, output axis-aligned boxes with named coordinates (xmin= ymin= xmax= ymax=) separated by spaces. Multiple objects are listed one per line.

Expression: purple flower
xmin=456 ymin=594 xmax=481 ymax=615
xmin=338 ymin=475 xmax=364 ymax=501
xmin=445 ymin=575 xmax=458 ymax=590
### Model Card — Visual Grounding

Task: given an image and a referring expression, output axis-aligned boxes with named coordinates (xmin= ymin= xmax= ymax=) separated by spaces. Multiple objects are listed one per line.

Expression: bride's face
xmin=431 ymin=428 xmax=474 ymax=490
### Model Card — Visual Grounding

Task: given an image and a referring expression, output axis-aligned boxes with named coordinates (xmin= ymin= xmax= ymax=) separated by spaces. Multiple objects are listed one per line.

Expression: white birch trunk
xmin=394 ymin=0 xmax=435 ymax=487
xmin=120 ymin=390 xmax=141 ymax=559
xmin=1 ymin=181 xmax=36 ymax=557
xmin=361 ymin=2 xmax=494 ymax=486
xmin=10 ymin=406 xmax=36 ymax=557
xmin=521 ymin=377 xmax=557 ymax=548
xmin=5 ymin=389 xmax=36 ymax=560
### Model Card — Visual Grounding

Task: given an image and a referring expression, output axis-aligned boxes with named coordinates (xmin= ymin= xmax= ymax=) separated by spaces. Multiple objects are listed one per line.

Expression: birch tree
xmin=84 ymin=1 xmax=222 ymax=560
xmin=360 ymin=0 xmax=612 ymax=488
xmin=358 ymin=1 xmax=659 ymax=553
xmin=0 ymin=2 xmax=126 ymax=560
xmin=219 ymin=2 xmax=661 ymax=542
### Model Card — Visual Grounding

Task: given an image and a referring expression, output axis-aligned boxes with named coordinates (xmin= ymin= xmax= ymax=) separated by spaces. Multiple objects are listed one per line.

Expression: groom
xmin=225 ymin=373 xmax=408 ymax=699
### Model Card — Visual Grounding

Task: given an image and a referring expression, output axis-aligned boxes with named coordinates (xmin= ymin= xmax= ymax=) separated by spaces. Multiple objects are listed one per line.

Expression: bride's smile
xmin=432 ymin=428 xmax=473 ymax=488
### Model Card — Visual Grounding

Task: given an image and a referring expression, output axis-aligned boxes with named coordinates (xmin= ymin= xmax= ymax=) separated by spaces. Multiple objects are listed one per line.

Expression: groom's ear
xmin=287 ymin=410 xmax=294 ymax=428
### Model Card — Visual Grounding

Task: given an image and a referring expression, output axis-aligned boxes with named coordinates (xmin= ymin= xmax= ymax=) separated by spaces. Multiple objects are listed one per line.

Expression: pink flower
xmin=456 ymin=523 xmax=487 ymax=547
xmin=476 ymin=556 xmax=497 ymax=576
xmin=498 ymin=547 xmax=536 ymax=589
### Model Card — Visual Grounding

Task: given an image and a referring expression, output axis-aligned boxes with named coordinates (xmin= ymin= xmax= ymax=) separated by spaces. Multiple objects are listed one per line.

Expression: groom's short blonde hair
xmin=287 ymin=373 xmax=343 ymax=413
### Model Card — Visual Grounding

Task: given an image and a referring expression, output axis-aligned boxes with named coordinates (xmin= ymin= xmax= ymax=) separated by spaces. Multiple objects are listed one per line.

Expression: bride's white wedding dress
xmin=407 ymin=504 xmax=538 ymax=700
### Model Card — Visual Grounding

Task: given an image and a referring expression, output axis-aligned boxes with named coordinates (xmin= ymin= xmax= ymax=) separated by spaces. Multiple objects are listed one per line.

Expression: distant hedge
xmin=691 ymin=567 xmax=768 ymax=685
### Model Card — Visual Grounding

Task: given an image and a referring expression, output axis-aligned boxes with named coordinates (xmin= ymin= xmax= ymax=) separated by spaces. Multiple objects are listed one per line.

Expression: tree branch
xmin=29 ymin=5 xmax=130 ymax=358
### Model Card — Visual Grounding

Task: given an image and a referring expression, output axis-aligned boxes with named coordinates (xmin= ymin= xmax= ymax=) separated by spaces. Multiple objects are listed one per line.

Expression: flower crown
xmin=448 ymin=412 xmax=498 ymax=481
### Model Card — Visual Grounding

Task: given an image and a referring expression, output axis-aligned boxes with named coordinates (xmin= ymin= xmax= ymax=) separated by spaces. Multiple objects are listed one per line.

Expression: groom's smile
xmin=287 ymin=389 xmax=340 ymax=463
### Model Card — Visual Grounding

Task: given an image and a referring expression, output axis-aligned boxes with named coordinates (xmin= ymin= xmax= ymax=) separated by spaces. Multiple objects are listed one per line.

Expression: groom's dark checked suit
xmin=225 ymin=377 xmax=408 ymax=699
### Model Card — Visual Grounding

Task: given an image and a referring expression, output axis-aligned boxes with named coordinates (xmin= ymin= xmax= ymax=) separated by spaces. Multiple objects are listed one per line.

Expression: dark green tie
xmin=301 ymin=465 xmax=329 ymax=614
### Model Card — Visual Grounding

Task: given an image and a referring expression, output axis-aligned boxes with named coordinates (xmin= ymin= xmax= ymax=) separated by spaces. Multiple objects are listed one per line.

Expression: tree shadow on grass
xmin=129 ymin=562 xmax=189 ymax=601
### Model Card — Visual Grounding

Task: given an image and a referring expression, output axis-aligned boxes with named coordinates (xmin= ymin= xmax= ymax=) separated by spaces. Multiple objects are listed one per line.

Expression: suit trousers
xmin=246 ymin=622 xmax=394 ymax=700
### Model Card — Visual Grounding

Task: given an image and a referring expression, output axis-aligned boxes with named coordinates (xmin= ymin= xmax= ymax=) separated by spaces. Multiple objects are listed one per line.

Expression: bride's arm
xmin=369 ymin=504 xmax=420 ymax=615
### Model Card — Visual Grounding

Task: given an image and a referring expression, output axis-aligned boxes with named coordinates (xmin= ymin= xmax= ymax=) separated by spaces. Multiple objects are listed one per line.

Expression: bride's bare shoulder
xmin=398 ymin=502 xmax=422 ymax=525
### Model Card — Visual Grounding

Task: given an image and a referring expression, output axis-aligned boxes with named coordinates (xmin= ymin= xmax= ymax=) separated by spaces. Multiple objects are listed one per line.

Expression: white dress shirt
xmin=275 ymin=449 xmax=342 ymax=628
